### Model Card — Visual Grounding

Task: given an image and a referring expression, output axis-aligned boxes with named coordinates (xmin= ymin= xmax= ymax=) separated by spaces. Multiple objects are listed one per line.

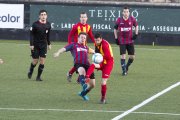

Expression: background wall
xmin=0 ymin=1 xmax=180 ymax=46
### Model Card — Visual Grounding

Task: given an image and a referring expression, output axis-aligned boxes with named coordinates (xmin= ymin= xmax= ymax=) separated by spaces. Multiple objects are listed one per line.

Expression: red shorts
xmin=98 ymin=61 xmax=114 ymax=79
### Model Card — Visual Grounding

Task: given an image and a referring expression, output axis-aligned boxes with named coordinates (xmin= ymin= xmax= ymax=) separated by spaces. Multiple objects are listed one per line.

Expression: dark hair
xmin=39 ymin=10 xmax=47 ymax=15
xmin=78 ymin=32 xmax=87 ymax=37
xmin=123 ymin=6 xmax=129 ymax=10
xmin=80 ymin=12 xmax=87 ymax=16
xmin=94 ymin=33 xmax=102 ymax=39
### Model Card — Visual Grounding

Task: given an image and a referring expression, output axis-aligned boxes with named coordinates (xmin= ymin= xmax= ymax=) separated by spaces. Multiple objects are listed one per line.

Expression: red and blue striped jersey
xmin=115 ymin=16 xmax=138 ymax=44
xmin=65 ymin=43 xmax=90 ymax=65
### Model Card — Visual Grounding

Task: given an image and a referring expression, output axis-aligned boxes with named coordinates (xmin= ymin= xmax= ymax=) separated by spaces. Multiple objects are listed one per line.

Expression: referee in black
xmin=28 ymin=10 xmax=51 ymax=81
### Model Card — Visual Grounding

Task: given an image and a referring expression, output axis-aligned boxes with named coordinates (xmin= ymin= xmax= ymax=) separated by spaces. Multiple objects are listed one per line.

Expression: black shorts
xmin=31 ymin=44 xmax=47 ymax=59
xmin=74 ymin=63 xmax=95 ymax=79
xmin=119 ymin=43 xmax=135 ymax=55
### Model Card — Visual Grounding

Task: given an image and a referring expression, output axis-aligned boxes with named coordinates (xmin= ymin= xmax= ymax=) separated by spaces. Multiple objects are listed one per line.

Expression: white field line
xmin=112 ymin=82 xmax=180 ymax=120
xmin=0 ymin=108 xmax=179 ymax=116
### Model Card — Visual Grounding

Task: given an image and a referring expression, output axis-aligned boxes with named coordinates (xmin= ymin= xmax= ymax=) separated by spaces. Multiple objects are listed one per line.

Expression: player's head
xmin=39 ymin=10 xmax=48 ymax=22
xmin=122 ymin=6 xmax=130 ymax=19
xmin=80 ymin=12 xmax=88 ymax=25
xmin=78 ymin=32 xmax=87 ymax=44
xmin=94 ymin=33 xmax=103 ymax=45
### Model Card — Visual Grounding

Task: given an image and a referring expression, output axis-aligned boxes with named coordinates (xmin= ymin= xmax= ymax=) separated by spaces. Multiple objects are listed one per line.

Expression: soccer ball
xmin=0 ymin=59 xmax=3 ymax=64
xmin=92 ymin=53 xmax=103 ymax=64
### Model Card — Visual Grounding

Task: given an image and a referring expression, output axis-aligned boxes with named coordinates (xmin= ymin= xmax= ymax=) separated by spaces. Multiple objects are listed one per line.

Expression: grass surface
xmin=0 ymin=40 xmax=179 ymax=120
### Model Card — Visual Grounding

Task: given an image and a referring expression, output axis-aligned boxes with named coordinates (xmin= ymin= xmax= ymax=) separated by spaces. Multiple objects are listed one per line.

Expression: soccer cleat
xmin=78 ymin=92 xmax=89 ymax=101
xmin=66 ymin=72 xmax=72 ymax=82
xmin=28 ymin=72 xmax=32 ymax=79
xmin=36 ymin=77 xmax=43 ymax=81
xmin=126 ymin=66 xmax=129 ymax=73
xmin=122 ymin=71 xmax=127 ymax=76
xmin=99 ymin=98 xmax=107 ymax=104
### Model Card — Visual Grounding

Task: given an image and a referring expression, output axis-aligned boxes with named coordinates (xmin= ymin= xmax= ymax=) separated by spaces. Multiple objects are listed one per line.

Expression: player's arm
xmin=132 ymin=17 xmax=138 ymax=40
xmin=47 ymin=23 xmax=51 ymax=50
xmin=102 ymin=43 xmax=113 ymax=60
xmin=53 ymin=47 xmax=66 ymax=58
xmin=29 ymin=23 xmax=35 ymax=50
xmin=88 ymin=27 xmax=95 ymax=44
xmin=68 ymin=25 xmax=77 ymax=44
xmin=54 ymin=43 xmax=73 ymax=57
xmin=114 ymin=18 xmax=120 ymax=45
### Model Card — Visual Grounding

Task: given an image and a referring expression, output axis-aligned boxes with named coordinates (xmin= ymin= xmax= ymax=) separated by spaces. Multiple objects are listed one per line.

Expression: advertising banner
xmin=0 ymin=4 xmax=24 ymax=29
xmin=30 ymin=5 xmax=180 ymax=34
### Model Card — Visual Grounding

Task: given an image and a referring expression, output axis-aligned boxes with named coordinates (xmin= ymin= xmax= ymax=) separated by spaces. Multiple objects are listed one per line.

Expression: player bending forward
xmin=80 ymin=33 xmax=114 ymax=104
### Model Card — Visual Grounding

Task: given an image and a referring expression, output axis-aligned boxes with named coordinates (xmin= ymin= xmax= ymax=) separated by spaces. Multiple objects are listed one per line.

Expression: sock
xmin=121 ymin=59 xmax=126 ymax=72
xmin=126 ymin=58 xmax=134 ymax=69
xmin=101 ymin=85 xmax=107 ymax=100
xmin=69 ymin=67 xmax=76 ymax=75
xmin=79 ymin=75 xmax=85 ymax=86
xmin=29 ymin=63 xmax=36 ymax=74
xmin=86 ymin=64 xmax=95 ymax=78
xmin=81 ymin=89 xmax=90 ymax=96
xmin=37 ymin=64 xmax=44 ymax=78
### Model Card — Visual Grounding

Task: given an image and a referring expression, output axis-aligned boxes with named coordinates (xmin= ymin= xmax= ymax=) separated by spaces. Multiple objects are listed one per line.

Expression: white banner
xmin=0 ymin=4 xmax=24 ymax=29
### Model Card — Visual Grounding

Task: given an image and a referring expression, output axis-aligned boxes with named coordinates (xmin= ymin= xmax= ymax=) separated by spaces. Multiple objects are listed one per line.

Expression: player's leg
xmin=100 ymin=78 xmax=108 ymax=104
xmin=36 ymin=57 xmax=45 ymax=81
xmin=126 ymin=43 xmax=135 ymax=73
xmin=100 ymin=63 xmax=113 ymax=104
xmin=120 ymin=44 xmax=127 ymax=76
xmin=80 ymin=72 xmax=95 ymax=97
xmin=76 ymin=65 xmax=86 ymax=87
xmin=36 ymin=45 xmax=47 ymax=81
xmin=28 ymin=48 xmax=39 ymax=79
xmin=76 ymin=65 xmax=89 ymax=100
xmin=67 ymin=66 xmax=76 ymax=82
xmin=85 ymin=63 xmax=100 ymax=78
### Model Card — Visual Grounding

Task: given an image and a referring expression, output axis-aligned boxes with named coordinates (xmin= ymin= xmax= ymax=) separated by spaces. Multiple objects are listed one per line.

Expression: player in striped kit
xmin=54 ymin=32 xmax=95 ymax=101
xmin=114 ymin=6 xmax=138 ymax=76
xmin=67 ymin=12 xmax=95 ymax=82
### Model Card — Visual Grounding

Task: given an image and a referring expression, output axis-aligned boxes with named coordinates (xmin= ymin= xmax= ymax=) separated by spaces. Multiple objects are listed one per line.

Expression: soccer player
xmin=27 ymin=10 xmax=51 ymax=81
xmin=67 ymin=12 xmax=95 ymax=82
xmin=114 ymin=6 xmax=138 ymax=76
xmin=53 ymin=32 xmax=95 ymax=101
xmin=84 ymin=33 xmax=114 ymax=104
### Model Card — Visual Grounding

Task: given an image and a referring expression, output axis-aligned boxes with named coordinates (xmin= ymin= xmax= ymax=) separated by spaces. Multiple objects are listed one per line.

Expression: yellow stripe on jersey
xmin=77 ymin=25 xmax=90 ymax=35
xmin=98 ymin=42 xmax=113 ymax=64
xmin=77 ymin=26 xmax=81 ymax=35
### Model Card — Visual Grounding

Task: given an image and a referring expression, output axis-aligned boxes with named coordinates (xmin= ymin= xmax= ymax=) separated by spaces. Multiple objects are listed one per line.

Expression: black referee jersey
xmin=30 ymin=21 xmax=51 ymax=46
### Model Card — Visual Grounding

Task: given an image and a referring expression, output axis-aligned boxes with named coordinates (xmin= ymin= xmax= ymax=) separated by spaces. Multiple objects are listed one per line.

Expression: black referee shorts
xmin=119 ymin=43 xmax=135 ymax=55
xmin=31 ymin=44 xmax=47 ymax=59
xmin=74 ymin=63 xmax=95 ymax=79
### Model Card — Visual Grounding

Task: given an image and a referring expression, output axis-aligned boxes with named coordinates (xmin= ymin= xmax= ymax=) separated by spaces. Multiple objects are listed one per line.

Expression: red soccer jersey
xmin=68 ymin=22 xmax=95 ymax=44
xmin=115 ymin=16 xmax=138 ymax=44
xmin=96 ymin=39 xmax=114 ymax=64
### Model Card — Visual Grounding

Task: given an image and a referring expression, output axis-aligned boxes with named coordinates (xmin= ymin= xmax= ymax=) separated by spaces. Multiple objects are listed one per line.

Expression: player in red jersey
xmin=114 ymin=6 xmax=138 ymax=76
xmin=67 ymin=12 xmax=95 ymax=82
xmin=80 ymin=33 xmax=114 ymax=104
xmin=54 ymin=32 xmax=95 ymax=101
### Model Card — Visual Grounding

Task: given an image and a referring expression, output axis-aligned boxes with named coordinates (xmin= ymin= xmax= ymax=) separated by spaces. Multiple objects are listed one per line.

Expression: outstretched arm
xmin=53 ymin=48 xmax=66 ymax=58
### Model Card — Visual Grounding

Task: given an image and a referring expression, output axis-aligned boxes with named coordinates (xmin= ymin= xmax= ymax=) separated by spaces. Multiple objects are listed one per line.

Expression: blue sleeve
xmin=65 ymin=43 xmax=74 ymax=52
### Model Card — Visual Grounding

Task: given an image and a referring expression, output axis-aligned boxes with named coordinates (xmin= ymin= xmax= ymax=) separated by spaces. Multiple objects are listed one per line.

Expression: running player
xmin=82 ymin=33 xmax=114 ymax=104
